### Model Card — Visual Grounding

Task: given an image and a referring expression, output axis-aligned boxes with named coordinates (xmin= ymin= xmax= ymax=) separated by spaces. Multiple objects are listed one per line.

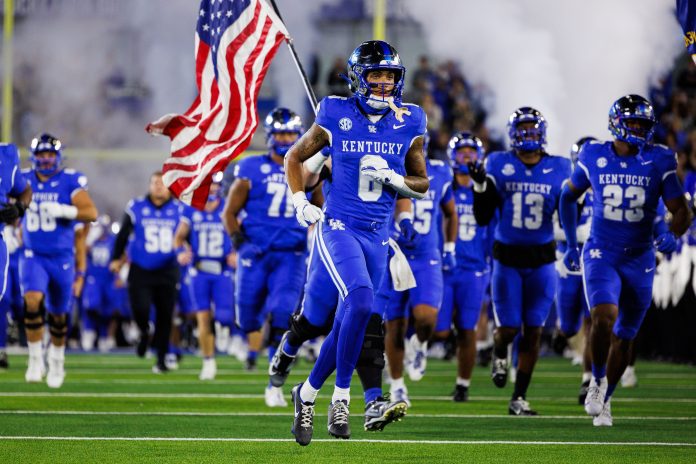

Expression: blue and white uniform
xmin=0 ymin=144 xmax=26 ymax=303
xmin=486 ymin=151 xmax=572 ymax=328
xmin=20 ymin=168 xmax=88 ymax=315
xmin=379 ymin=158 xmax=453 ymax=320
xmin=181 ymin=202 xmax=234 ymax=327
xmin=570 ymin=141 xmax=683 ymax=339
xmin=437 ymin=181 xmax=491 ymax=332
xmin=82 ymin=233 xmax=118 ymax=317
xmin=233 ymin=154 xmax=307 ymax=333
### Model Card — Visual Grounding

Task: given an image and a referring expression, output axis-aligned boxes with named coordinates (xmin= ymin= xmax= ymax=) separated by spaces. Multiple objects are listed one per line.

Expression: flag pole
xmin=268 ymin=0 xmax=319 ymax=115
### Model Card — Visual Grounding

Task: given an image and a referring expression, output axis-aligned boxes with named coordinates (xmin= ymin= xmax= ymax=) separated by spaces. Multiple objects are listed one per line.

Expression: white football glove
xmin=40 ymin=201 xmax=78 ymax=220
xmin=292 ymin=192 xmax=323 ymax=228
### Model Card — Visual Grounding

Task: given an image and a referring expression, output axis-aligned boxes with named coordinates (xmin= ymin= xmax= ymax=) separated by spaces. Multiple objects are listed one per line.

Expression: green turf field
xmin=0 ymin=353 xmax=694 ymax=463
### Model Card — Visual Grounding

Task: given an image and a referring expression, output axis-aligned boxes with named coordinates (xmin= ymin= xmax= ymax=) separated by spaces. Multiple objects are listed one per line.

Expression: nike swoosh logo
xmin=542 ymin=168 xmax=553 ymax=174
xmin=645 ymin=267 xmax=654 ymax=273
xmin=641 ymin=161 xmax=653 ymax=165
xmin=382 ymin=240 xmax=389 ymax=246
xmin=393 ymin=124 xmax=405 ymax=129
xmin=429 ymin=260 xmax=439 ymax=265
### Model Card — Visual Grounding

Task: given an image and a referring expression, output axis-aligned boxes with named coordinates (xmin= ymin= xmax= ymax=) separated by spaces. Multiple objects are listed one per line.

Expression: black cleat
xmin=268 ymin=333 xmax=296 ymax=387
xmin=578 ymin=379 xmax=590 ymax=405
xmin=152 ymin=362 xmax=169 ymax=374
xmin=491 ymin=356 xmax=508 ymax=388
xmin=509 ymin=397 xmax=538 ymax=416
xmin=327 ymin=400 xmax=350 ymax=439
xmin=136 ymin=336 xmax=148 ymax=358
xmin=453 ymin=385 xmax=469 ymax=402
xmin=0 ymin=351 xmax=8 ymax=369
xmin=245 ymin=356 xmax=257 ymax=372
xmin=291 ymin=383 xmax=315 ymax=446
xmin=363 ymin=394 xmax=407 ymax=431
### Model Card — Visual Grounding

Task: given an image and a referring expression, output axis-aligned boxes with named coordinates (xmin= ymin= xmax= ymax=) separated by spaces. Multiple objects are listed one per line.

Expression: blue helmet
xmin=570 ymin=136 xmax=597 ymax=165
xmin=263 ymin=107 xmax=303 ymax=156
xmin=346 ymin=40 xmax=405 ymax=107
xmin=30 ymin=133 xmax=63 ymax=175
xmin=507 ymin=107 xmax=547 ymax=152
xmin=608 ymin=94 xmax=656 ymax=148
xmin=448 ymin=131 xmax=484 ymax=174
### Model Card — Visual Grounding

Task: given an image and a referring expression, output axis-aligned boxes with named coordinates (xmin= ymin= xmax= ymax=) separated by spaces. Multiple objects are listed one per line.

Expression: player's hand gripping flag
xmin=146 ymin=0 xmax=289 ymax=209
xmin=677 ymin=0 xmax=696 ymax=65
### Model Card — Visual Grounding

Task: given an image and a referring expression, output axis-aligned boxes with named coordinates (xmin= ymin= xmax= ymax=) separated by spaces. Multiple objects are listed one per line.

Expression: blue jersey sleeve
xmin=65 ymin=170 xmax=89 ymax=200
xmin=125 ymin=199 xmax=137 ymax=222
xmin=656 ymin=149 xmax=683 ymax=201
xmin=315 ymin=97 xmax=336 ymax=147
xmin=570 ymin=145 xmax=592 ymax=191
xmin=179 ymin=203 xmax=193 ymax=225
xmin=233 ymin=157 xmax=256 ymax=182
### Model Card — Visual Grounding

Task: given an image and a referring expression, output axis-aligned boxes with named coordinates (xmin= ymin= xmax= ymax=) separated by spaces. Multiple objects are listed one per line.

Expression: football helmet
xmin=570 ymin=136 xmax=597 ymax=165
xmin=448 ymin=131 xmax=484 ymax=174
xmin=263 ymin=107 xmax=303 ymax=157
xmin=30 ymin=133 xmax=62 ymax=175
xmin=507 ymin=107 xmax=547 ymax=152
xmin=346 ymin=40 xmax=405 ymax=110
xmin=608 ymin=94 xmax=656 ymax=147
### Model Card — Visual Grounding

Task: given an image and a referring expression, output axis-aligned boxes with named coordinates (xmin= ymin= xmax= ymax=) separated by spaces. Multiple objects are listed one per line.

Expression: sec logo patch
xmin=339 ymin=118 xmax=352 ymax=132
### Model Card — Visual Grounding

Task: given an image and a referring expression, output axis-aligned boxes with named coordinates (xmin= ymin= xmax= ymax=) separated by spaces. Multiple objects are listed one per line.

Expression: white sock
xmin=49 ymin=344 xmax=65 ymax=360
xmin=299 ymin=380 xmax=319 ymax=403
xmin=390 ymin=376 xmax=405 ymax=391
xmin=411 ymin=334 xmax=427 ymax=351
xmin=331 ymin=386 xmax=350 ymax=404
xmin=456 ymin=377 xmax=470 ymax=388
xmin=582 ymin=371 xmax=592 ymax=383
xmin=624 ymin=366 xmax=635 ymax=376
xmin=28 ymin=341 xmax=43 ymax=358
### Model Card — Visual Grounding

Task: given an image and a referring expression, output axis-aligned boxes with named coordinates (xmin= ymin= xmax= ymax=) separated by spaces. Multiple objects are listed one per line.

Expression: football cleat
xmin=80 ymin=330 xmax=96 ymax=352
xmin=593 ymin=400 xmax=613 ymax=427
xmin=620 ymin=368 xmax=637 ymax=388
xmin=265 ymin=385 xmax=288 ymax=408
xmin=453 ymin=385 xmax=469 ymax=402
xmin=215 ymin=323 xmax=230 ymax=353
xmin=363 ymin=394 xmax=407 ymax=432
xmin=25 ymin=355 xmax=45 ymax=382
xmin=46 ymin=350 xmax=65 ymax=389
xmin=152 ymin=362 xmax=169 ymax=374
xmin=578 ymin=380 xmax=590 ymax=405
xmin=164 ymin=353 xmax=179 ymax=371
xmin=227 ymin=335 xmax=248 ymax=362
xmin=245 ymin=356 xmax=257 ymax=372
xmin=199 ymin=358 xmax=217 ymax=381
xmin=291 ymin=383 xmax=315 ymax=446
xmin=584 ymin=377 xmax=607 ymax=416
xmin=0 ymin=351 xmax=8 ymax=369
xmin=508 ymin=397 xmax=538 ymax=416
xmin=491 ymin=356 xmax=508 ymax=388
xmin=98 ymin=337 xmax=115 ymax=353
xmin=327 ymin=400 xmax=351 ymax=439
xmin=268 ymin=332 xmax=297 ymax=387
xmin=406 ymin=335 xmax=427 ymax=382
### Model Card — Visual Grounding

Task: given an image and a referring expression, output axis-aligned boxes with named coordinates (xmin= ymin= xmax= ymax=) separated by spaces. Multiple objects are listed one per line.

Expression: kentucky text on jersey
xmin=504 ymin=182 xmax=552 ymax=195
xmin=340 ymin=140 xmax=405 ymax=156
xmin=598 ymin=173 xmax=651 ymax=187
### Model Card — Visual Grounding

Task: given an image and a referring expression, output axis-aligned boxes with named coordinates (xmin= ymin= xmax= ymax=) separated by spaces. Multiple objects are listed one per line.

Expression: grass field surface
xmin=0 ymin=353 xmax=694 ymax=463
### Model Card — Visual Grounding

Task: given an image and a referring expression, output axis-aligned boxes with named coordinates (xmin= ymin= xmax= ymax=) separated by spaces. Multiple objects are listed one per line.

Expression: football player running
xmin=559 ymin=95 xmax=691 ymax=426
xmin=174 ymin=173 xmax=234 ymax=381
xmin=284 ymin=40 xmax=429 ymax=445
xmin=223 ymin=108 xmax=308 ymax=406
xmin=0 ymin=143 xmax=32 ymax=368
xmin=433 ymin=132 xmax=492 ymax=402
xmin=470 ymin=108 xmax=571 ymax=415
xmin=21 ymin=134 xmax=97 ymax=388
xmin=380 ymin=133 xmax=457 ymax=406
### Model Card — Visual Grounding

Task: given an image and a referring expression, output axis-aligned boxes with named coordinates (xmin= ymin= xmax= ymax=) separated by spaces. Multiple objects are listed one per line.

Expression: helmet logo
xmin=339 ymin=118 xmax=352 ymax=132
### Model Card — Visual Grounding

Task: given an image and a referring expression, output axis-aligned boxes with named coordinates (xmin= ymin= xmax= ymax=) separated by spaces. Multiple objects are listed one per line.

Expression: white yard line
xmin=1 ymin=392 xmax=695 ymax=403
xmin=1 ymin=410 xmax=694 ymax=421
xmin=0 ymin=436 xmax=694 ymax=446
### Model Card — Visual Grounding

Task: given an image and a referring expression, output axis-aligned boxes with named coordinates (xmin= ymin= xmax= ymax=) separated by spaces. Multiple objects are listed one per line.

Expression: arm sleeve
xmin=9 ymin=148 xmax=27 ymax=196
xmin=112 ymin=212 xmax=134 ymax=260
xmin=473 ymin=182 xmax=499 ymax=226
xmin=653 ymin=200 xmax=669 ymax=237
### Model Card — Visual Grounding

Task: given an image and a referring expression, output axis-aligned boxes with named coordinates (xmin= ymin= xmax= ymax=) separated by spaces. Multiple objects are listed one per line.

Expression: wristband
xmin=444 ymin=242 xmax=455 ymax=253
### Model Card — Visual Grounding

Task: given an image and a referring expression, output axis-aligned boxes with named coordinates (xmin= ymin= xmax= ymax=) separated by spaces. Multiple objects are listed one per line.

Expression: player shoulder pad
xmin=576 ymin=140 xmax=606 ymax=165
xmin=650 ymin=144 xmax=678 ymax=172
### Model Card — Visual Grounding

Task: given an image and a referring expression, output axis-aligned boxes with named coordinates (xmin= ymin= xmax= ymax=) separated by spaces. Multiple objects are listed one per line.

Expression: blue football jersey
xmin=234 ymin=154 xmax=306 ymax=251
xmin=569 ymin=141 xmax=684 ymax=248
xmin=395 ymin=158 xmax=452 ymax=255
xmin=0 ymin=144 xmax=27 ymax=204
xmin=22 ymin=168 xmax=88 ymax=256
xmin=315 ymin=96 xmax=427 ymax=224
xmin=485 ymin=151 xmax=571 ymax=246
xmin=556 ymin=189 xmax=594 ymax=253
xmin=180 ymin=201 xmax=232 ymax=264
xmin=683 ymin=171 xmax=696 ymax=246
xmin=452 ymin=183 xmax=489 ymax=271
xmin=126 ymin=196 xmax=181 ymax=269
xmin=88 ymin=233 xmax=115 ymax=279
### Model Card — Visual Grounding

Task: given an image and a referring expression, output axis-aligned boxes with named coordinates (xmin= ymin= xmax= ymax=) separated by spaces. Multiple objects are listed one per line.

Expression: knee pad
xmin=357 ymin=313 xmax=385 ymax=370
xmin=23 ymin=301 xmax=45 ymax=330
xmin=47 ymin=313 xmax=68 ymax=338
xmin=287 ymin=314 xmax=327 ymax=346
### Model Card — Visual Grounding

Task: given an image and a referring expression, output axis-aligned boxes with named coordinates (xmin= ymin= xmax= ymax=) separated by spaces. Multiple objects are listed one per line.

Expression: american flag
xmin=147 ymin=0 xmax=289 ymax=209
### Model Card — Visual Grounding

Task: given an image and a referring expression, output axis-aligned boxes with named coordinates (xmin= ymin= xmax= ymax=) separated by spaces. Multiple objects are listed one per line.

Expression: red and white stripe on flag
xmin=146 ymin=0 xmax=289 ymax=209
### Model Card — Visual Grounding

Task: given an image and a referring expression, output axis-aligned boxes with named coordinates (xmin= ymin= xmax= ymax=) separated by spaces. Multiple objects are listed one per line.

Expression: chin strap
xmin=388 ymin=100 xmax=411 ymax=122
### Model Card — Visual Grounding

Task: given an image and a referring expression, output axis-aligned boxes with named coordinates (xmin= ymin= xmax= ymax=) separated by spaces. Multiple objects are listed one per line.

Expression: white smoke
xmin=404 ymin=0 xmax=683 ymax=154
